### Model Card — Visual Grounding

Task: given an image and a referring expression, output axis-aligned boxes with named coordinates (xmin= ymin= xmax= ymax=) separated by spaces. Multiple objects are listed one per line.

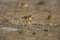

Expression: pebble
xmin=47 ymin=32 xmax=53 ymax=37
xmin=18 ymin=3 xmax=29 ymax=8
xmin=38 ymin=1 xmax=44 ymax=5
xmin=47 ymin=15 xmax=55 ymax=20
xmin=31 ymin=32 xmax=36 ymax=36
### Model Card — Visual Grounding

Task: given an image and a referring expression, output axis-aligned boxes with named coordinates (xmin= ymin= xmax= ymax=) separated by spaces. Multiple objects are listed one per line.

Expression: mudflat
xmin=0 ymin=0 xmax=60 ymax=40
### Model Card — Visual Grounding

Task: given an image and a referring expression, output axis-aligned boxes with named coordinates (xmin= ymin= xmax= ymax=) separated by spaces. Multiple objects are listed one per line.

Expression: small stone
xmin=28 ymin=17 xmax=32 ymax=20
xmin=10 ymin=19 xmax=19 ymax=25
xmin=43 ymin=29 xmax=48 ymax=32
xmin=31 ymin=32 xmax=36 ymax=35
xmin=18 ymin=29 xmax=31 ymax=34
xmin=18 ymin=3 xmax=29 ymax=8
xmin=27 ymin=21 xmax=32 ymax=25
xmin=47 ymin=32 xmax=53 ymax=37
xmin=38 ymin=1 xmax=44 ymax=5
xmin=48 ymin=23 xmax=53 ymax=26
xmin=27 ymin=20 xmax=37 ymax=25
xmin=9 ymin=19 xmax=23 ymax=25
xmin=28 ymin=15 xmax=33 ymax=19
xmin=47 ymin=15 xmax=55 ymax=20
xmin=4 ymin=19 xmax=9 ymax=22
xmin=18 ymin=29 xmax=26 ymax=34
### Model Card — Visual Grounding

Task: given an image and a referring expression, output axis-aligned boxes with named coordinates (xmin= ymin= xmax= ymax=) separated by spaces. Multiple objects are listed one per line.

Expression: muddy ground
xmin=0 ymin=0 xmax=60 ymax=40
